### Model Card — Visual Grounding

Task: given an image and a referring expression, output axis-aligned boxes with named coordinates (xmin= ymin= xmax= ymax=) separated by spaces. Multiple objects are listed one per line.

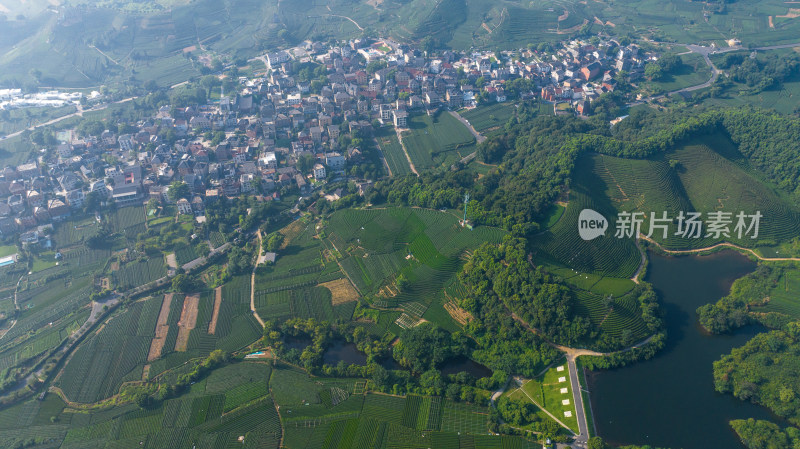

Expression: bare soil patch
xmin=444 ymin=299 xmax=473 ymax=326
xmin=778 ymin=8 xmax=800 ymax=18
xmin=147 ymin=293 xmax=173 ymax=361
xmin=321 ymin=278 xmax=360 ymax=305
xmin=175 ymin=293 xmax=200 ymax=352
xmin=208 ymin=287 xmax=222 ymax=334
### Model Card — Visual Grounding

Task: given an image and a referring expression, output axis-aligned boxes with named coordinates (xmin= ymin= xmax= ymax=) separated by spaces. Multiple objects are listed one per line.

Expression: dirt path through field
xmin=147 ymin=293 xmax=173 ymax=361
xmin=395 ymin=129 xmax=419 ymax=175
xmin=250 ymin=231 xmax=266 ymax=328
xmin=639 ymin=234 xmax=800 ymax=261
xmin=208 ymin=287 xmax=222 ymax=334
xmin=175 ymin=293 xmax=200 ymax=351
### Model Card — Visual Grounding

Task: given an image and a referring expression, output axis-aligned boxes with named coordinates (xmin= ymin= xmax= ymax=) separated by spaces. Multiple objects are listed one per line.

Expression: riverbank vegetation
xmin=714 ymin=327 xmax=800 ymax=426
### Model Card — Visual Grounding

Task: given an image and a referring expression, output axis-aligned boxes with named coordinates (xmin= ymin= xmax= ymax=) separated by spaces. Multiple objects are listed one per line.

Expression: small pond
xmin=323 ymin=340 xmax=368 ymax=366
xmin=438 ymin=356 xmax=492 ymax=378
xmin=283 ymin=334 xmax=312 ymax=351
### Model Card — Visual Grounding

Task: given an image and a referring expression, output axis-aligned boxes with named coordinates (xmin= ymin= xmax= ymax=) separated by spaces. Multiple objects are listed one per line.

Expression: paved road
xmin=629 ymin=41 xmax=800 ymax=106
xmin=1 ymin=96 xmax=138 ymax=140
xmin=448 ymin=110 xmax=487 ymax=144
xmin=566 ymin=355 xmax=588 ymax=447
xmin=182 ymin=242 xmax=230 ymax=272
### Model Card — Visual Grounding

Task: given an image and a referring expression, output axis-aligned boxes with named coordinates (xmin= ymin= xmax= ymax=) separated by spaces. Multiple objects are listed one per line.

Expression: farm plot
xmin=58 ymin=299 xmax=158 ymax=403
xmin=460 ymin=103 xmax=516 ymax=135
xmin=113 ymin=257 xmax=167 ymax=289
xmin=320 ymin=279 xmax=358 ymax=306
xmin=439 ymin=399 xmax=490 ymax=435
xmin=327 ymin=207 xmax=507 ymax=330
xmin=400 ymin=112 xmax=475 ymax=170
xmin=759 ymin=268 xmax=800 ymax=318
xmin=255 ymin=285 xmax=335 ymax=322
xmin=148 ymin=294 xmax=174 ymax=361
xmin=209 ymin=231 xmax=227 ymax=249
xmin=376 ymin=129 xmax=413 ymax=176
xmin=361 ymin=393 xmax=406 ymax=426
xmin=108 ymin=207 xmax=146 ymax=238
xmin=205 ymin=362 xmax=271 ymax=411
xmin=4 ymin=279 xmax=92 ymax=343
xmin=174 ymin=244 xmax=201 ymax=266
xmin=52 ymin=217 xmax=102 ymax=247
xmin=208 ymin=287 xmax=223 ymax=334
xmin=175 ymin=293 xmax=200 ymax=352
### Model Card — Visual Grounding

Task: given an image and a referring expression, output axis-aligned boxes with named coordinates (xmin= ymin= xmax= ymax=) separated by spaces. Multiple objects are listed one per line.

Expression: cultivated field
xmin=148 ymin=293 xmax=174 ymax=362
xmin=376 ymin=129 xmax=413 ymax=176
xmin=460 ymin=103 xmax=517 ymax=136
xmin=175 ymin=293 xmax=200 ymax=352
xmin=400 ymin=112 xmax=475 ymax=170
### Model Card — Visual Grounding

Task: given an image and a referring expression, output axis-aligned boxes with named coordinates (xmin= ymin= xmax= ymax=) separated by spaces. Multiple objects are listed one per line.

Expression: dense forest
xmin=714 ymin=326 xmax=800 ymax=426
xmin=697 ymin=265 xmax=786 ymax=334
xmin=730 ymin=418 xmax=800 ymax=449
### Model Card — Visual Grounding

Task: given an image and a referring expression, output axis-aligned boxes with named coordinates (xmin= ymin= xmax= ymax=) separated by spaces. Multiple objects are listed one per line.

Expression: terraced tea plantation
xmin=277 ymin=365 xmax=542 ymax=449
xmin=324 ymin=207 xmax=505 ymax=332
xmin=254 ymin=219 xmax=356 ymax=323
xmin=534 ymin=134 xmax=800 ymax=280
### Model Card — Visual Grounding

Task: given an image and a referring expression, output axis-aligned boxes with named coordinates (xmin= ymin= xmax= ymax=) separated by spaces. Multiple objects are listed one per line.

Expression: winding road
xmin=1 ymin=96 xmax=138 ymax=141
xmin=629 ymin=41 xmax=800 ymax=106
xmin=639 ymin=233 xmax=800 ymax=261
xmin=510 ymin=311 xmax=657 ymax=445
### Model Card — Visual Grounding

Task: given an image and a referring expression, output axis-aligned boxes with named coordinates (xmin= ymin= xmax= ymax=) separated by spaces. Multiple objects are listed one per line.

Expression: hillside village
xmin=0 ymin=35 xmax=653 ymax=245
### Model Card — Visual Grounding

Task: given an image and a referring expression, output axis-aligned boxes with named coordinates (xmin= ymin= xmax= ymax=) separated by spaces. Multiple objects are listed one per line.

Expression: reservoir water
xmin=589 ymin=250 xmax=781 ymax=449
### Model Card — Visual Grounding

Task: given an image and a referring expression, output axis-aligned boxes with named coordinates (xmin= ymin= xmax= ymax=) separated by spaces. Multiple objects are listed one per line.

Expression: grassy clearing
xmin=517 ymin=361 xmax=578 ymax=433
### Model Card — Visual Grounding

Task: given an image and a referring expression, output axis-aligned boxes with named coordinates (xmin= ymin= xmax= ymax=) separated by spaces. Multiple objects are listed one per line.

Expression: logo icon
xmin=578 ymin=209 xmax=608 ymax=241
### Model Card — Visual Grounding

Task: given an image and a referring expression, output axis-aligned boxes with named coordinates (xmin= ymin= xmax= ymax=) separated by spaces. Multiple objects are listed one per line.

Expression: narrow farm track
xmin=395 ymin=128 xmax=419 ymax=175
xmin=323 ymin=14 xmax=364 ymax=31
xmin=448 ymin=110 xmax=486 ymax=144
xmin=630 ymin=234 xmax=647 ymax=284
xmin=251 ymin=231 xmax=266 ymax=327
xmin=639 ymin=234 xmax=800 ymax=261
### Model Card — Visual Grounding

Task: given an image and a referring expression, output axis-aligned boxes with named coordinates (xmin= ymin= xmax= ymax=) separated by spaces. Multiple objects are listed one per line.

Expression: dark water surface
xmin=284 ymin=334 xmax=312 ymax=351
xmin=589 ymin=250 xmax=782 ymax=449
xmin=439 ymin=356 xmax=493 ymax=378
xmin=323 ymin=340 xmax=368 ymax=366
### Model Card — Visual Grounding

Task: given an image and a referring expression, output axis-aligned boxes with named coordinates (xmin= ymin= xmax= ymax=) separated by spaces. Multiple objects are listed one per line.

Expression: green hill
xmin=533 ymin=133 xmax=800 ymax=278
